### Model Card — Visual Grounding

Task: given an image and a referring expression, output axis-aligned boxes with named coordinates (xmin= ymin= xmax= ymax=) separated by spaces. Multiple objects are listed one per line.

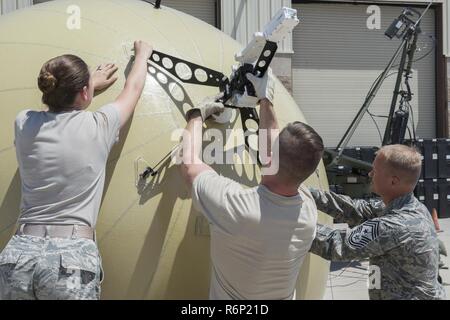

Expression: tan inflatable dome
xmin=0 ymin=0 xmax=331 ymax=299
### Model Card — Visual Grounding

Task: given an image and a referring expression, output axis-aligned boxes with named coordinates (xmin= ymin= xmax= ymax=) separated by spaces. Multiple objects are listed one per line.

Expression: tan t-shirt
xmin=14 ymin=104 xmax=120 ymax=228
xmin=192 ymin=171 xmax=318 ymax=300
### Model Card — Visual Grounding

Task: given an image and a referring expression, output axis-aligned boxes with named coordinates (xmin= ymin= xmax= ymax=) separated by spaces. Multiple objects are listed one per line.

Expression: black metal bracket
xmin=144 ymin=41 xmax=279 ymax=171
xmin=150 ymin=50 xmax=227 ymax=87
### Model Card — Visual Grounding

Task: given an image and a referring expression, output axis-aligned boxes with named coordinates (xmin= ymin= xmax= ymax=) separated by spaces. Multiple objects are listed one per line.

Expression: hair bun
xmin=38 ymin=71 xmax=58 ymax=94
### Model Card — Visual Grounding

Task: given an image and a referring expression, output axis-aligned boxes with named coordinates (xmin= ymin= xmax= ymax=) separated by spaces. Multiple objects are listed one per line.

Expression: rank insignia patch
xmin=347 ymin=220 xmax=380 ymax=249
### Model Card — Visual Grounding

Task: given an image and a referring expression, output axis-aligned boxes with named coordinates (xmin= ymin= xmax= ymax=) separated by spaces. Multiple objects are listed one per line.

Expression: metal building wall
xmin=292 ymin=2 xmax=436 ymax=147
xmin=293 ymin=0 xmax=448 ymax=57
xmin=161 ymin=0 xmax=217 ymax=27
xmin=0 ymin=0 xmax=32 ymax=15
xmin=221 ymin=0 xmax=294 ymax=53
xmin=30 ymin=0 xmax=217 ymax=27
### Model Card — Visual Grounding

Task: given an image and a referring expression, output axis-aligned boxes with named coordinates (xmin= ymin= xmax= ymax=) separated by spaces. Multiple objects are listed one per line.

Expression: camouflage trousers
xmin=0 ymin=235 xmax=103 ymax=300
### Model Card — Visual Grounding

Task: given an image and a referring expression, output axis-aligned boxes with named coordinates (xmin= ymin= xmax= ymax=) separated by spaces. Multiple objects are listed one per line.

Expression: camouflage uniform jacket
xmin=309 ymin=189 xmax=446 ymax=300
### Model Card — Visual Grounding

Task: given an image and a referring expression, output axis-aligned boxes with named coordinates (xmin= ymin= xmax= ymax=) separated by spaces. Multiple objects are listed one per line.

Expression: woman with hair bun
xmin=0 ymin=40 xmax=153 ymax=300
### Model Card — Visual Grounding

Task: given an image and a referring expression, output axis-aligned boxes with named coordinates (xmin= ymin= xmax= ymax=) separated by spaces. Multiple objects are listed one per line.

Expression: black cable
xmin=342 ymin=41 xmax=403 ymax=148
xmin=367 ymin=112 xmax=388 ymax=118
xmin=365 ymin=71 xmax=399 ymax=104
xmin=412 ymin=46 xmax=434 ymax=63
xmin=363 ymin=70 xmax=399 ymax=141
xmin=367 ymin=110 xmax=388 ymax=119
xmin=410 ymin=33 xmax=435 ymax=63
xmin=345 ymin=4 xmax=433 ymax=149
xmin=390 ymin=33 xmax=435 ymax=68
xmin=406 ymin=126 xmax=412 ymax=140
xmin=379 ymin=31 xmax=436 ymax=145
xmin=406 ymin=101 xmax=417 ymax=141
xmin=399 ymin=80 xmax=417 ymax=142
xmin=362 ymin=43 xmax=424 ymax=141
xmin=367 ymin=112 xmax=383 ymax=144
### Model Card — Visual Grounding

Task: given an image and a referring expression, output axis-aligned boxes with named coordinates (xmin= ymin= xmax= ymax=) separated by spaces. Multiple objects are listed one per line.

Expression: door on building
xmin=292 ymin=2 xmax=436 ymax=148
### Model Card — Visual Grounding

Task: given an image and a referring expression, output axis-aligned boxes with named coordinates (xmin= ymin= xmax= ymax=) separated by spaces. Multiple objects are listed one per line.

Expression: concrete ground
xmin=323 ymin=219 xmax=450 ymax=300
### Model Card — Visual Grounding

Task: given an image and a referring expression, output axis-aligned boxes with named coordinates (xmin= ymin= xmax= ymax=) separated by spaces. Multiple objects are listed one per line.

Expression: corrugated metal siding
xmin=0 ymin=0 xmax=32 ymax=15
xmin=304 ymin=1 xmax=448 ymax=57
xmin=221 ymin=0 xmax=294 ymax=53
xmin=292 ymin=2 xmax=436 ymax=148
xmin=162 ymin=0 xmax=217 ymax=27
xmin=26 ymin=0 xmax=217 ymax=26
